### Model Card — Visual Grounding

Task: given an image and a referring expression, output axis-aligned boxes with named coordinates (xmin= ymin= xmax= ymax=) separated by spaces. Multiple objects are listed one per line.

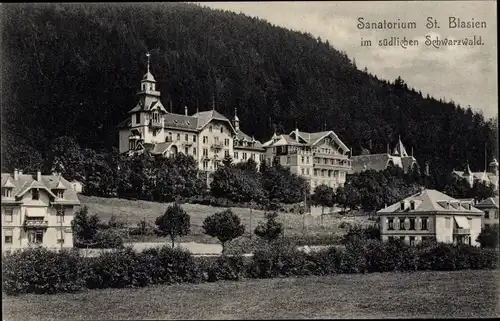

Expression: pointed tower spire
xmin=146 ymin=52 xmax=151 ymax=73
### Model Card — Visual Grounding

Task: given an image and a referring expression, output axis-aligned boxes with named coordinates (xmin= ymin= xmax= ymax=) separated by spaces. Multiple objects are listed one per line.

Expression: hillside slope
xmin=1 ymin=3 xmax=497 ymax=182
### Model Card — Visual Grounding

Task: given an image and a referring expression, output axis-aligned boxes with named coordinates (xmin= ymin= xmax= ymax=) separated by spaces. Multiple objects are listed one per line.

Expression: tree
xmin=311 ymin=184 xmax=335 ymax=225
xmin=476 ymin=224 xmax=499 ymax=248
xmin=71 ymin=206 xmax=100 ymax=246
xmin=155 ymin=203 xmax=191 ymax=248
xmin=202 ymin=209 xmax=245 ymax=254
xmin=47 ymin=136 xmax=85 ymax=181
xmin=210 ymin=165 xmax=265 ymax=204
xmin=254 ymin=211 xmax=283 ymax=243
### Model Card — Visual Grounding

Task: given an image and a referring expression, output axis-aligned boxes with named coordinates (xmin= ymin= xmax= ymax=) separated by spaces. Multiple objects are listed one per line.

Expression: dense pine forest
xmin=1 ymin=3 xmax=498 ymax=185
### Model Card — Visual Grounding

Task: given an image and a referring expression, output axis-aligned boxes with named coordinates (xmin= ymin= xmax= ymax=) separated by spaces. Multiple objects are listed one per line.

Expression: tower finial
xmin=234 ymin=107 xmax=237 ymax=118
xmin=212 ymin=93 xmax=215 ymax=110
xmin=146 ymin=52 xmax=151 ymax=73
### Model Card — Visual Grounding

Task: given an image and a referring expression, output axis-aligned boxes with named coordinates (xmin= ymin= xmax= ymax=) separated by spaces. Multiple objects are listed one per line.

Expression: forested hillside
xmin=1 ymin=3 xmax=497 ymax=185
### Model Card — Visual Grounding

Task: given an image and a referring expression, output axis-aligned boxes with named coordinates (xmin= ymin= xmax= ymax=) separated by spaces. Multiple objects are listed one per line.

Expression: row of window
xmin=4 ymin=208 xmax=66 ymax=223
xmin=3 ymin=230 xmax=66 ymax=245
xmin=484 ymin=210 xmax=499 ymax=219
xmin=386 ymin=217 xmax=429 ymax=231
xmin=387 ymin=235 xmax=436 ymax=246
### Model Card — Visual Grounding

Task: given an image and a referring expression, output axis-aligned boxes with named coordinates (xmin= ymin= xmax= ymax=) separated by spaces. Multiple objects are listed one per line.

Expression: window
xmin=203 ymin=136 xmax=208 ymax=144
xmin=409 ymin=236 xmax=416 ymax=246
xmin=135 ymin=113 xmax=140 ymax=123
xmin=400 ymin=202 xmax=405 ymax=210
xmin=409 ymin=217 xmax=416 ymax=230
xmin=177 ymin=133 xmax=180 ymax=141
xmin=28 ymin=230 xmax=44 ymax=244
xmin=260 ymin=154 xmax=265 ymax=162
xmin=399 ymin=236 xmax=405 ymax=242
xmin=209 ymin=126 xmax=213 ymax=132
xmin=203 ymin=149 xmax=208 ymax=157
xmin=306 ymin=168 xmax=310 ymax=175
xmin=220 ymin=127 xmax=224 ymax=134
xmin=224 ymin=138 xmax=229 ymax=146
xmin=185 ymin=134 xmax=188 ymax=141
xmin=32 ymin=189 xmax=40 ymax=200
xmin=185 ymin=147 xmax=189 ymax=155
xmin=224 ymin=150 xmax=229 ymax=157
xmin=234 ymin=152 xmax=239 ymax=159
xmin=387 ymin=217 xmax=394 ymax=230
xmin=306 ymin=156 xmax=310 ymax=163
xmin=193 ymin=148 xmax=196 ymax=156
xmin=203 ymin=160 xmax=209 ymax=170
xmin=193 ymin=135 xmax=197 ymax=142
xmin=399 ymin=217 xmax=406 ymax=230
xmin=484 ymin=211 xmax=490 ymax=219
xmin=4 ymin=208 xmax=13 ymax=222
xmin=286 ymin=157 xmax=291 ymax=164
xmin=421 ymin=217 xmax=428 ymax=230
xmin=168 ymin=132 xmax=172 ymax=141
xmin=2 ymin=187 xmax=12 ymax=198
xmin=4 ymin=230 xmax=13 ymax=244
xmin=445 ymin=217 xmax=451 ymax=228
xmin=301 ymin=156 xmax=305 ymax=163
xmin=301 ymin=169 xmax=305 ymax=175
xmin=251 ymin=153 xmax=255 ymax=160
xmin=152 ymin=131 xmax=157 ymax=137
xmin=56 ymin=207 xmax=65 ymax=223
xmin=55 ymin=190 xmax=64 ymax=198
xmin=495 ymin=210 xmax=499 ymax=219
xmin=410 ymin=201 xmax=415 ymax=210
xmin=57 ymin=237 xmax=64 ymax=244
xmin=243 ymin=153 xmax=247 ymax=160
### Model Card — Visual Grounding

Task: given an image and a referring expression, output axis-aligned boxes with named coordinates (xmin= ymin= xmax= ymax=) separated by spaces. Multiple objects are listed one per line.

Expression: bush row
xmin=3 ymin=240 xmax=498 ymax=295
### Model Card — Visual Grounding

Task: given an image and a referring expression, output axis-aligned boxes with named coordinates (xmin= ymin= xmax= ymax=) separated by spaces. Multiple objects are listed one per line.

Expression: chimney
xmin=37 ymin=171 xmax=42 ymax=182
xmin=295 ymin=128 xmax=299 ymax=142
xmin=18 ymin=170 xmax=23 ymax=176
xmin=13 ymin=169 xmax=19 ymax=180
xmin=184 ymin=105 xmax=188 ymax=116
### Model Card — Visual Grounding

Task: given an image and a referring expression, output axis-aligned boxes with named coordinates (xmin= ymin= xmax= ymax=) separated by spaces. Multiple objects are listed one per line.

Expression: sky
xmin=202 ymin=1 xmax=498 ymax=119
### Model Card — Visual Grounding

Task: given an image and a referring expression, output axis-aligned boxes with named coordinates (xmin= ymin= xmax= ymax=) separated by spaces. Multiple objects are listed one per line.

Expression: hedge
xmin=2 ymin=240 xmax=498 ymax=296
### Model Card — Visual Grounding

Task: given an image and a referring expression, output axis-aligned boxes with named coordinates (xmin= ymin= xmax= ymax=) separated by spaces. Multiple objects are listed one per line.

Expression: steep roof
xmin=192 ymin=110 xmax=236 ymax=132
xmin=351 ymin=153 xmax=402 ymax=172
xmin=164 ymin=113 xmax=199 ymax=131
xmin=377 ymin=189 xmax=483 ymax=215
xmin=1 ymin=173 xmax=80 ymax=205
xmin=401 ymin=156 xmax=418 ymax=172
xmin=392 ymin=138 xmax=409 ymax=157
xmin=234 ymin=131 xmax=265 ymax=151
xmin=288 ymin=130 xmax=350 ymax=152
xmin=142 ymin=71 xmax=156 ymax=82
xmin=475 ymin=197 xmax=499 ymax=209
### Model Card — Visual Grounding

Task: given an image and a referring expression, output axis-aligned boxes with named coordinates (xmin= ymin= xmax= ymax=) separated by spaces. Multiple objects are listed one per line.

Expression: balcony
xmin=313 ymin=163 xmax=351 ymax=170
xmin=24 ymin=220 xmax=49 ymax=229
xmin=313 ymin=152 xmax=349 ymax=159
xmin=211 ymin=142 xmax=224 ymax=150
xmin=453 ymin=228 xmax=470 ymax=235
xmin=149 ymin=120 xmax=163 ymax=129
xmin=183 ymin=141 xmax=193 ymax=147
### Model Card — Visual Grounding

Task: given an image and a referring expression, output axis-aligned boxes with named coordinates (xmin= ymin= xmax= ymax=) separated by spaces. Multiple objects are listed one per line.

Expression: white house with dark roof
xmin=377 ymin=189 xmax=483 ymax=246
xmin=117 ymin=58 xmax=265 ymax=175
xmin=474 ymin=196 xmax=499 ymax=228
xmin=351 ymin=137 xmax=419 ymax=174
xmin=261 ymin=128 xmax=352 ymax=192
xmin=1 ymin=169 xmax=80 ymax=252
xmin=451 ymin=158 xmax=499 ymax=192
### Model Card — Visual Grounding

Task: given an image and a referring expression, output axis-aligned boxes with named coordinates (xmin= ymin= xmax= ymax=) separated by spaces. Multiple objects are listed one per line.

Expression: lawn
xmin=3 ymin=270 xmax=499 ymax=320
xmin=78 ymin=195 xmax=374 ymax=243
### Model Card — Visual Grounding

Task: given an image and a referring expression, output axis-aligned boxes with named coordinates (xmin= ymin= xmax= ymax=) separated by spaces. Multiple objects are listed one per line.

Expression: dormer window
xmin=32 ymin=189 xmax=40 ymax=200
xmin=410 ymin=201 xmax=415 ymax=210
xmin=135 ymin=113 xmax=140 ymax=124
xmin=53 ymin=189 xmax=64 ymax=198
xmin=400 ymin=202 xmax=405 ymax=210
xmin=2 ymin=187 xmax=13 ymax=198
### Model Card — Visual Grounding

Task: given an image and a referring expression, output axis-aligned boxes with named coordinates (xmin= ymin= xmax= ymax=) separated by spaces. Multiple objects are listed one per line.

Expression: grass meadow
xmin=3 ymin=270 xmax=499 ymax=320
xmin=78 ymin=195 xmax=374 ymax=244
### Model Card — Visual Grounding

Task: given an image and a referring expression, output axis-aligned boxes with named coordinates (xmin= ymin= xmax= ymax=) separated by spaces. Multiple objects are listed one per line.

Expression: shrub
xmin=341 ymin=225 xmax=379 ymax=245
xmin=2 ymin=247 xmax=88 ymax=295
xmin=94 ymin=229 xmax=124 ymax=248
xmin=248 ymin=243 xmax=310 ymax=278
xmin=85 ymin=247 xmax=139 ymax=289
xmin=254 ymin=211 xmax=283 ymax=243
xmin=417 ymin=243 xmax=457 ymax=271
xmin=203 ymin=209 xmax=245 ymax=254
xmin=203 ymin=255 xmax=246 ymax=282
xmin=476 ymin=224 xmax=499 ymax=248
xmin=340 ymin=239 xmax=367 ymax=274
